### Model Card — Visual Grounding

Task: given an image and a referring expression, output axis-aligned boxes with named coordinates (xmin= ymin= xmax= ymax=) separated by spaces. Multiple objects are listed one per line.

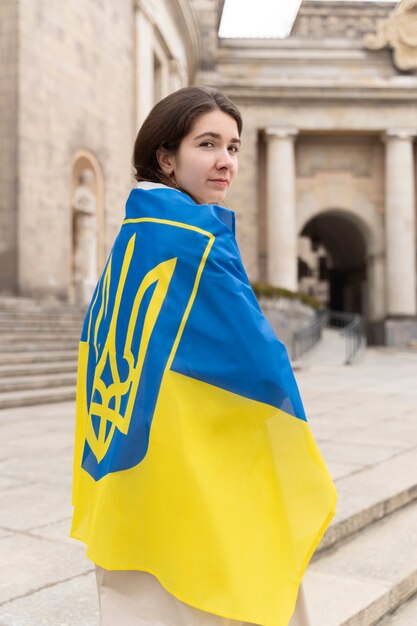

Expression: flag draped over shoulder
xmin=71 ymin=184 xmax=337 ymax=626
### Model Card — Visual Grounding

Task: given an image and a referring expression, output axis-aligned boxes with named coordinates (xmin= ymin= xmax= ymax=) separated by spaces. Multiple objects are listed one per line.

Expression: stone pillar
xmin=265 ymin=127 xmax=298 ymax=291
xmin=384 ymin=129 xmax=417 ymax=316
xmin=135 ymin=5 xmax=155 ymax=126
xmin=367 ymin=252 xmax=386 ymax=320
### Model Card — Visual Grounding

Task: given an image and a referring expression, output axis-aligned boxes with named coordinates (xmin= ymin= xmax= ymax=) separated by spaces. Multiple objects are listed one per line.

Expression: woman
xmin=71 ymin=86 xmax=336 ymax=626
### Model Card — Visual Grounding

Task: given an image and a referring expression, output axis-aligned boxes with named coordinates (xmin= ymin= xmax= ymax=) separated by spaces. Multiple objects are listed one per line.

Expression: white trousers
xmin=95 ymin=566 xmax=311 ymax=626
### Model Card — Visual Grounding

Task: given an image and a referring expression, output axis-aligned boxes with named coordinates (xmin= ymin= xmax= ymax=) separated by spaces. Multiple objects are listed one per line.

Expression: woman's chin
xmin=202 ymin=192 xmax=227 ymax=205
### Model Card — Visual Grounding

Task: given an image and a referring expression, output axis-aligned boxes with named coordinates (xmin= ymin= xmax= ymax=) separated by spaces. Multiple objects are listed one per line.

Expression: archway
xmin=299 ymin=211 xmax=367 ymax=315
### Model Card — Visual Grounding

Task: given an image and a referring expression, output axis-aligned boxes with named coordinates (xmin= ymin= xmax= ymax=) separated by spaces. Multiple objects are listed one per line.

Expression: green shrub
xmin=251 ymin=282 xmax=322 ymax=310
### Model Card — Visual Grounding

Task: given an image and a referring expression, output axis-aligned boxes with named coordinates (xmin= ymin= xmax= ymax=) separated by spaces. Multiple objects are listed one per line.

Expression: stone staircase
xmin=298 ymin=344 xmax=417 ymax=625
xmin=0 ymin=298 xmax=84 ymax=409
xmin=306 ymin=446 xmax=417 ymax=625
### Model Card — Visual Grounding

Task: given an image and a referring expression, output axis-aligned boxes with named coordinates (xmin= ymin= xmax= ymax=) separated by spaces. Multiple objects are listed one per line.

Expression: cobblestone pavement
xmin=0 ymin=346 xmax=416 ymax=625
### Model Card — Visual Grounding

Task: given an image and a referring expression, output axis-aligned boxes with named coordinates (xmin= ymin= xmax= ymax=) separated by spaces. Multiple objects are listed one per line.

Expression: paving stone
xmin=0 ymin=571 xmax=98 ymax=626
xmin=0 ymin=475 xmax=28 ymax=492
xmin=334 ymin=419 xmax=417 ymax=449
xmin=314 ymin=440 xmax=403 ymax=466
xmin=0 ymin=534 xmax=92 ymax=604
xmin=0 ymin=429 xmax=73 ymax=455
xmin=0 ymin=450 xmax=73 ymax=487
xmin=0 ymin=401 xmax=74 ymax=422
xmin=28 ymin=518 xmax=84 ymax=549
xmin=0 ymin=482 xmax=72 ymax=531
xmin=323 ymin=460 xmax=362 ymax=481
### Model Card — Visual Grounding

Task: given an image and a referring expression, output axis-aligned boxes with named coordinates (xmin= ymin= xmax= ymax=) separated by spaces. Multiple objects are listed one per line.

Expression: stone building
xmin=202 ymin=0 xmax=417 ymax=344
xmin=1 ymin=0 xmax=417 ymax=344
xmin=0 ymin=0 xmax=201 ymax=303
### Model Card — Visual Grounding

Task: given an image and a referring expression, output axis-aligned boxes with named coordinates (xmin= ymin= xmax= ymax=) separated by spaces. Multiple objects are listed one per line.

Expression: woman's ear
xmin=156 ymin=149 xmax=176 ymax=176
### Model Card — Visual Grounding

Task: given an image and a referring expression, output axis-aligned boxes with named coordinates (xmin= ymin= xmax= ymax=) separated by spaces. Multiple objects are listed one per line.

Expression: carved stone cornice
xmin=364 ymin=0 xmax=417 ymax=71
xmin=291 ymin=1 xmax=394 ymax=41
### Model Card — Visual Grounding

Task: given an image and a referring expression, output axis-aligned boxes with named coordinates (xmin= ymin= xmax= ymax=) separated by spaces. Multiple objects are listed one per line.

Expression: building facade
xmin=0 ymin=0 xmax=200 ymax=302
xmin=1 ymin=0 xmax=416 ymax=343
xmin=200 ymin=0 xmax=417 ymax=343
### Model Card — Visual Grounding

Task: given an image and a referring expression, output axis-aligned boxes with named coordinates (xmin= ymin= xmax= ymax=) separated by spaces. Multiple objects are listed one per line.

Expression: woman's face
xmin=159 ymin=109 xmax=240 ymax=205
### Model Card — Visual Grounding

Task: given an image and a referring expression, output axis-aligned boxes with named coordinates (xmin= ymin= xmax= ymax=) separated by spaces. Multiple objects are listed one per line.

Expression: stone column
xmin=384 ymin=129 xmax=417 ymax=316
xmin=265 ymin=127 xmax=298 ymax=291
xmin=367 ymin=252 xmax=386 ymax=320
xmin=135 ymin=4 xmax=155 ymax=126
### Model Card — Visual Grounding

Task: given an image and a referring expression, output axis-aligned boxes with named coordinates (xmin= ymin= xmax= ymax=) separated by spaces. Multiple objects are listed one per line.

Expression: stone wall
xmin=0 ymin=1 xmax=18 ymax=293
xmin=17 ymin=0 xmax=135 ymax=299
xmin=259 ymin=297 xmax=316 ymax=352
xmin=135 ymin=0 xmax=199 ymax=125
xmin=0 ymin=0 xmax=199 ymax=300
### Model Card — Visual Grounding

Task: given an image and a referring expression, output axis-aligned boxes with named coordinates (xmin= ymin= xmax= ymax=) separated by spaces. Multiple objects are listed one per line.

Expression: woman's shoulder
xmin=125 ymin=183 xmax=235 ymax=237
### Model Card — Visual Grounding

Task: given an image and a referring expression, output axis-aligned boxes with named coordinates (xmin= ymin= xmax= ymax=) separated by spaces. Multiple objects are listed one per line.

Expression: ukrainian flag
xmin=71 ymin=185 xmax=336 ymax=626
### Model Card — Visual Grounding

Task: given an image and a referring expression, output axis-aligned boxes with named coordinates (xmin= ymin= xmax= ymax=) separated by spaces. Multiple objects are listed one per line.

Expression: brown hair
xmin=132 ymin=86 xmax=242 ymax=186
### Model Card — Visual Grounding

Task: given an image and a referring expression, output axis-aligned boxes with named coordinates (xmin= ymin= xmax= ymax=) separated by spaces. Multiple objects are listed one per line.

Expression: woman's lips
xmin=208 ymin=179 xmax=228 ymax=187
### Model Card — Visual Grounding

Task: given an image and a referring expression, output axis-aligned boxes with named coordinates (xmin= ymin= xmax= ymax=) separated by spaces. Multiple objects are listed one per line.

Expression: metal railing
xmin=291 ymin=310 xmax=327 ymax=361
xmin=291 ymin=309 xmax=366 ymax=364
xmin=328 ymin=311 xmax=366 ymax=364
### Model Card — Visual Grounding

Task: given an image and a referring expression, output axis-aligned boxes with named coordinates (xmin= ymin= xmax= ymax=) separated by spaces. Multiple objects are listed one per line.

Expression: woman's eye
xmin=229 ymin=145 xmax=240 ymax=154
xmin=200 ymin=141 xmax=214 ymax=148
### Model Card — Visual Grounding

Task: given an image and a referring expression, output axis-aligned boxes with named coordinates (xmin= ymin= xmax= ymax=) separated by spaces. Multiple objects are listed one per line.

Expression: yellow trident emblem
xmin=84 ymin=234 xmax=177 ymax=464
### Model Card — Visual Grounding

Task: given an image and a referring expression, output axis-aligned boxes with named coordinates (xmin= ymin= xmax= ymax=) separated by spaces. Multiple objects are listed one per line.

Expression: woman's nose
xmin=216 ymin=148 xmax=234 ymax=169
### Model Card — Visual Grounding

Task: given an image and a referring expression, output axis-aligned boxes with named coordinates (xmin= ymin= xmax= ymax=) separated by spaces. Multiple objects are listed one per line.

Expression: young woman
xmin=71 ymin=86 xmax=336 ymax=626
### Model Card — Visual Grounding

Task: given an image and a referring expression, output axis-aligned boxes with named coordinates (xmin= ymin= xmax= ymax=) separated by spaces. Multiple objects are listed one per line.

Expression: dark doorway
xmin=300 ymin=212 xmax=367 ymax=315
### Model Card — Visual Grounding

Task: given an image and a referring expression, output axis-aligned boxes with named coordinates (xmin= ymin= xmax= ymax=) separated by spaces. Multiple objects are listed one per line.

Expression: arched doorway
xmin=299 ymin=211 xmax=367 ymax=315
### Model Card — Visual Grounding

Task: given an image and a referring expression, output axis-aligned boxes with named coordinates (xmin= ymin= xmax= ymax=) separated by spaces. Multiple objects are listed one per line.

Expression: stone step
xmin=319 ymin=447 xmax=417 ymax=553
xmin=0 ymin=361 xmax=77 ymax=378
xmin=378 ymin=592 xmax=417 ymax=625
xmin=0 ymin=386 xmax=76 ymax=410
xmin=305 ymin=499 xmax=417 ymax=626
xmin=0 ymin=297 xmax=85 ymax=315
xmin=0 ymin=333 xmax=80 ymax=343
xmin=0 ymin=311 xmax=83 ymax=320
xmin=0 ymin=320 xmax=83 ymax=330
xmin=0 ymin=321 xmax=80 ymax=329
xmin=0 ymin=350 xmax=78 ymax=365
xmin=0 ymin=372 xmax=76 ymax=392
xmin=0 ymin=314 xmax=84 ymax=324
xmin=0 ymin=303 xmax=84 ymax=313
xmin=0 ymin=329 xmax=81 ymax=339
xmin=0 ymin=311 xmax=85 ymax=324
xmin=0 ymin=341 xmax=78 ymax=352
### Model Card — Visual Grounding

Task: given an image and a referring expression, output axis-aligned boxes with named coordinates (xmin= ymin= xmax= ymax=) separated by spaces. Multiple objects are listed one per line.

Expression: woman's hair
xmin=132 ymin=86 xmax=242 ymax=186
